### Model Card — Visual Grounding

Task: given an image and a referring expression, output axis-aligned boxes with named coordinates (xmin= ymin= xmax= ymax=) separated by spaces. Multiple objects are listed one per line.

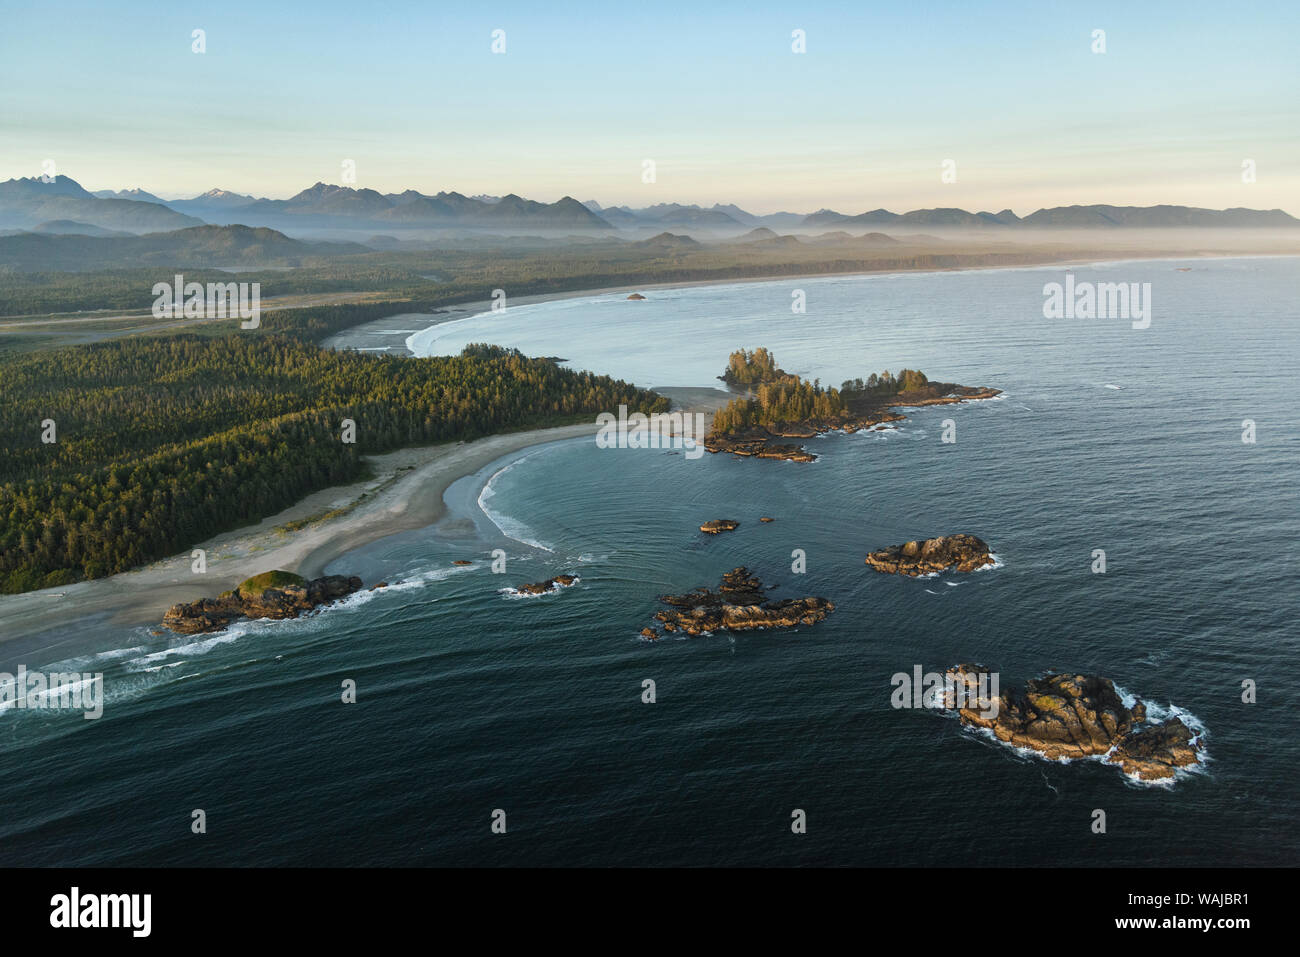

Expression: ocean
xmin=2 ymin=256 xmax=1297 ymax=866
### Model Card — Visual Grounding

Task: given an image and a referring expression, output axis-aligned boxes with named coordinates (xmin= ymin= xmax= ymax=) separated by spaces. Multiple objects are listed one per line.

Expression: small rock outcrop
xmin=627 ymin=293 xmax=647 ymax=300
xmin=514 ymin=574 xmax=578 ymax=595
xmin=700 ymin=519 xmax=739 ymax=534
xmin=865 ymin=534 xmax=992 ymax=575
xmin=163 ymin=572 xmax=364 ymax=634
xmin=944 ymin=665 xmax=1204 ymax=782
xmin=650 ymin=566 xmax=834 ymax=637
xmin=703 ymin=431 xmax=819 ymax=462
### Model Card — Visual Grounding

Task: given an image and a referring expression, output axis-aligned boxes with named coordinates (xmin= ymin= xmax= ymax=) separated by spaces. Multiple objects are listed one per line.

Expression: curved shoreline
xmin=0 ymin=386 xmax=725 ymax=644
xmin=0 ymin=423 xmax=598 ymax=641
xmin=4 ymin=253 xmax=1288 ymax=646
xmin=333 ymin=253 xmax=1283 ymax=359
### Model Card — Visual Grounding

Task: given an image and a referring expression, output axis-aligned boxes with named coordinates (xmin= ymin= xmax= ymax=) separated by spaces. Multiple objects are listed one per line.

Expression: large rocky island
xmin=944 ymin=664 xmax=1205 ymax=782
xmin=162 ymin=570 xmax=363 ymax=634
xmin=646 ymin=566 xmax=834 ymax=637
xmin=706 ymin=348 xmax=1000 ymax=461
xmin=865 ymin=534 xmax=994 ymax=575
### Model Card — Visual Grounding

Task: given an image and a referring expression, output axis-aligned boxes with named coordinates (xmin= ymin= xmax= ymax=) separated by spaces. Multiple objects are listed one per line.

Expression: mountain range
xmin=0 ymin=176 xmax=202 ymax=232
xmin=802 ymin=204 xmax=1300 ymax=229
xmin=162 ymin=183 xmax=611 ymax=231
xmin=2 ymin=175 xmax=1297 ymax=237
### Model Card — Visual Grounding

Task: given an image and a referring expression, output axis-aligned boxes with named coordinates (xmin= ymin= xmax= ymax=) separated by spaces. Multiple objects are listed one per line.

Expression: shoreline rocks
xmin=703 ymin=430 xmax=820 ymax=462
xmin=649 ymin=566 xmax=834 ymax=637
xmin=944 ymin=664 xmax=1204 ymax=782
xmin=865 ymin=534 xmax=993 ymax=575
xmin=163 ymin=572 xmax=364 ymax=634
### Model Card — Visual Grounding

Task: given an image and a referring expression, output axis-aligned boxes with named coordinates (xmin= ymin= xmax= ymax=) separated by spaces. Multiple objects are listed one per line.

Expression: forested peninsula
xmin=0 ymin=328 xmax=665 ymax=593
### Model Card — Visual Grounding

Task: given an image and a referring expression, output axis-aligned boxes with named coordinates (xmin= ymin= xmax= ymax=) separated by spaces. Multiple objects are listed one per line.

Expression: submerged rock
xmin=650 ymin=566 xmax=833 ymax=637
xmin=163 ymin=572 xmax=364 ymax=634
xmin=865 ymin=534 xmax=993 ymax=575
xmin=944 ymin=664 xmax=1204 ymax=782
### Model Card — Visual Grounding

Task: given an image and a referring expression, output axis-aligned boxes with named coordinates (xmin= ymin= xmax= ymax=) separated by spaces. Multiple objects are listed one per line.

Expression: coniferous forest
xmin=0 ymin=330 xmax=667 ymax=593
xmin=711 ymin=349 xmax=935 ymax=434
xmin=711 ymin=349 xmax=844 ymax=431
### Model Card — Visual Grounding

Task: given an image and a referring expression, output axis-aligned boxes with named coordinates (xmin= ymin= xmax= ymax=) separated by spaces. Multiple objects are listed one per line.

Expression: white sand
xmin=0 ymin=423 xmax=597 ymax=635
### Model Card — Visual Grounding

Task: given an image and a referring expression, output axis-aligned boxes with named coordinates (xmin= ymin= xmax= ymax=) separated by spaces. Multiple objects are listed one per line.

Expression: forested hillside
xmin=0 ymin=337 xmax=666 ymax=592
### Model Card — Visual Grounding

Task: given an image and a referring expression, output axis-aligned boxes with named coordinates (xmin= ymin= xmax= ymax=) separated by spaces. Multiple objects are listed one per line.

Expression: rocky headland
xmin=865 ymin=534 xmax=994 ymax=575
xmin=162 ymin=570 xmax=363 ymax=634
xmin=707 ymin=350 xmax=1000 ymax=462
xmin=707 ymin=385 xmax=1000 ymax=462
xmin=649 ymin=566 xmax=834 ymax=637
xmin=944 ymin=664 xmax=1204 ymax=782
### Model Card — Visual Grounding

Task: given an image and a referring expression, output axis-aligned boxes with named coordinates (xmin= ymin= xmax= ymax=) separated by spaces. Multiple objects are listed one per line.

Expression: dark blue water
xmin=2 ymin=257 xmax=1297 ymax=866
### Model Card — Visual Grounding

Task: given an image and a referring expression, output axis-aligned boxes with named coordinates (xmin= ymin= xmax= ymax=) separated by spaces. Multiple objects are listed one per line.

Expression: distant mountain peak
xmin=92 ymin=187 xmax=165 ymax=204
xmin=635 ymin=231 xmax=700 ymax=247
xmin=1 ymin=174 xmax=94 ymax=199
xmin=732 ymin=226 xmax=779 ymax=242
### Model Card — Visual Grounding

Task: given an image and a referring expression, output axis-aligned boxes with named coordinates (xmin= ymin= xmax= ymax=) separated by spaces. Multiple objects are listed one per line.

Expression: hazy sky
xmin=2 ymin=0 xmax=1297 ymax=214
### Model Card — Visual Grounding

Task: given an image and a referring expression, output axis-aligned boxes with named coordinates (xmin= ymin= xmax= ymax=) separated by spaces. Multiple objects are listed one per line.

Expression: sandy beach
xmin=0 ymin=386 xmax=728 ymax=638
xmin=0 ymin=425 xmax=589 ymax=636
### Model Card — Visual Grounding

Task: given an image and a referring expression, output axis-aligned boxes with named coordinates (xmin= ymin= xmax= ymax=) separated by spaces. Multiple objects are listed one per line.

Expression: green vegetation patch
xmin=237 ymin=570 xmax=306 ymax=596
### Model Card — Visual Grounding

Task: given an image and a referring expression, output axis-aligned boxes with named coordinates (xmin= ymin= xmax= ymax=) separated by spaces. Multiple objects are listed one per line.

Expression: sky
xmin=1 ymin=0 xmax=1297 ymax=215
